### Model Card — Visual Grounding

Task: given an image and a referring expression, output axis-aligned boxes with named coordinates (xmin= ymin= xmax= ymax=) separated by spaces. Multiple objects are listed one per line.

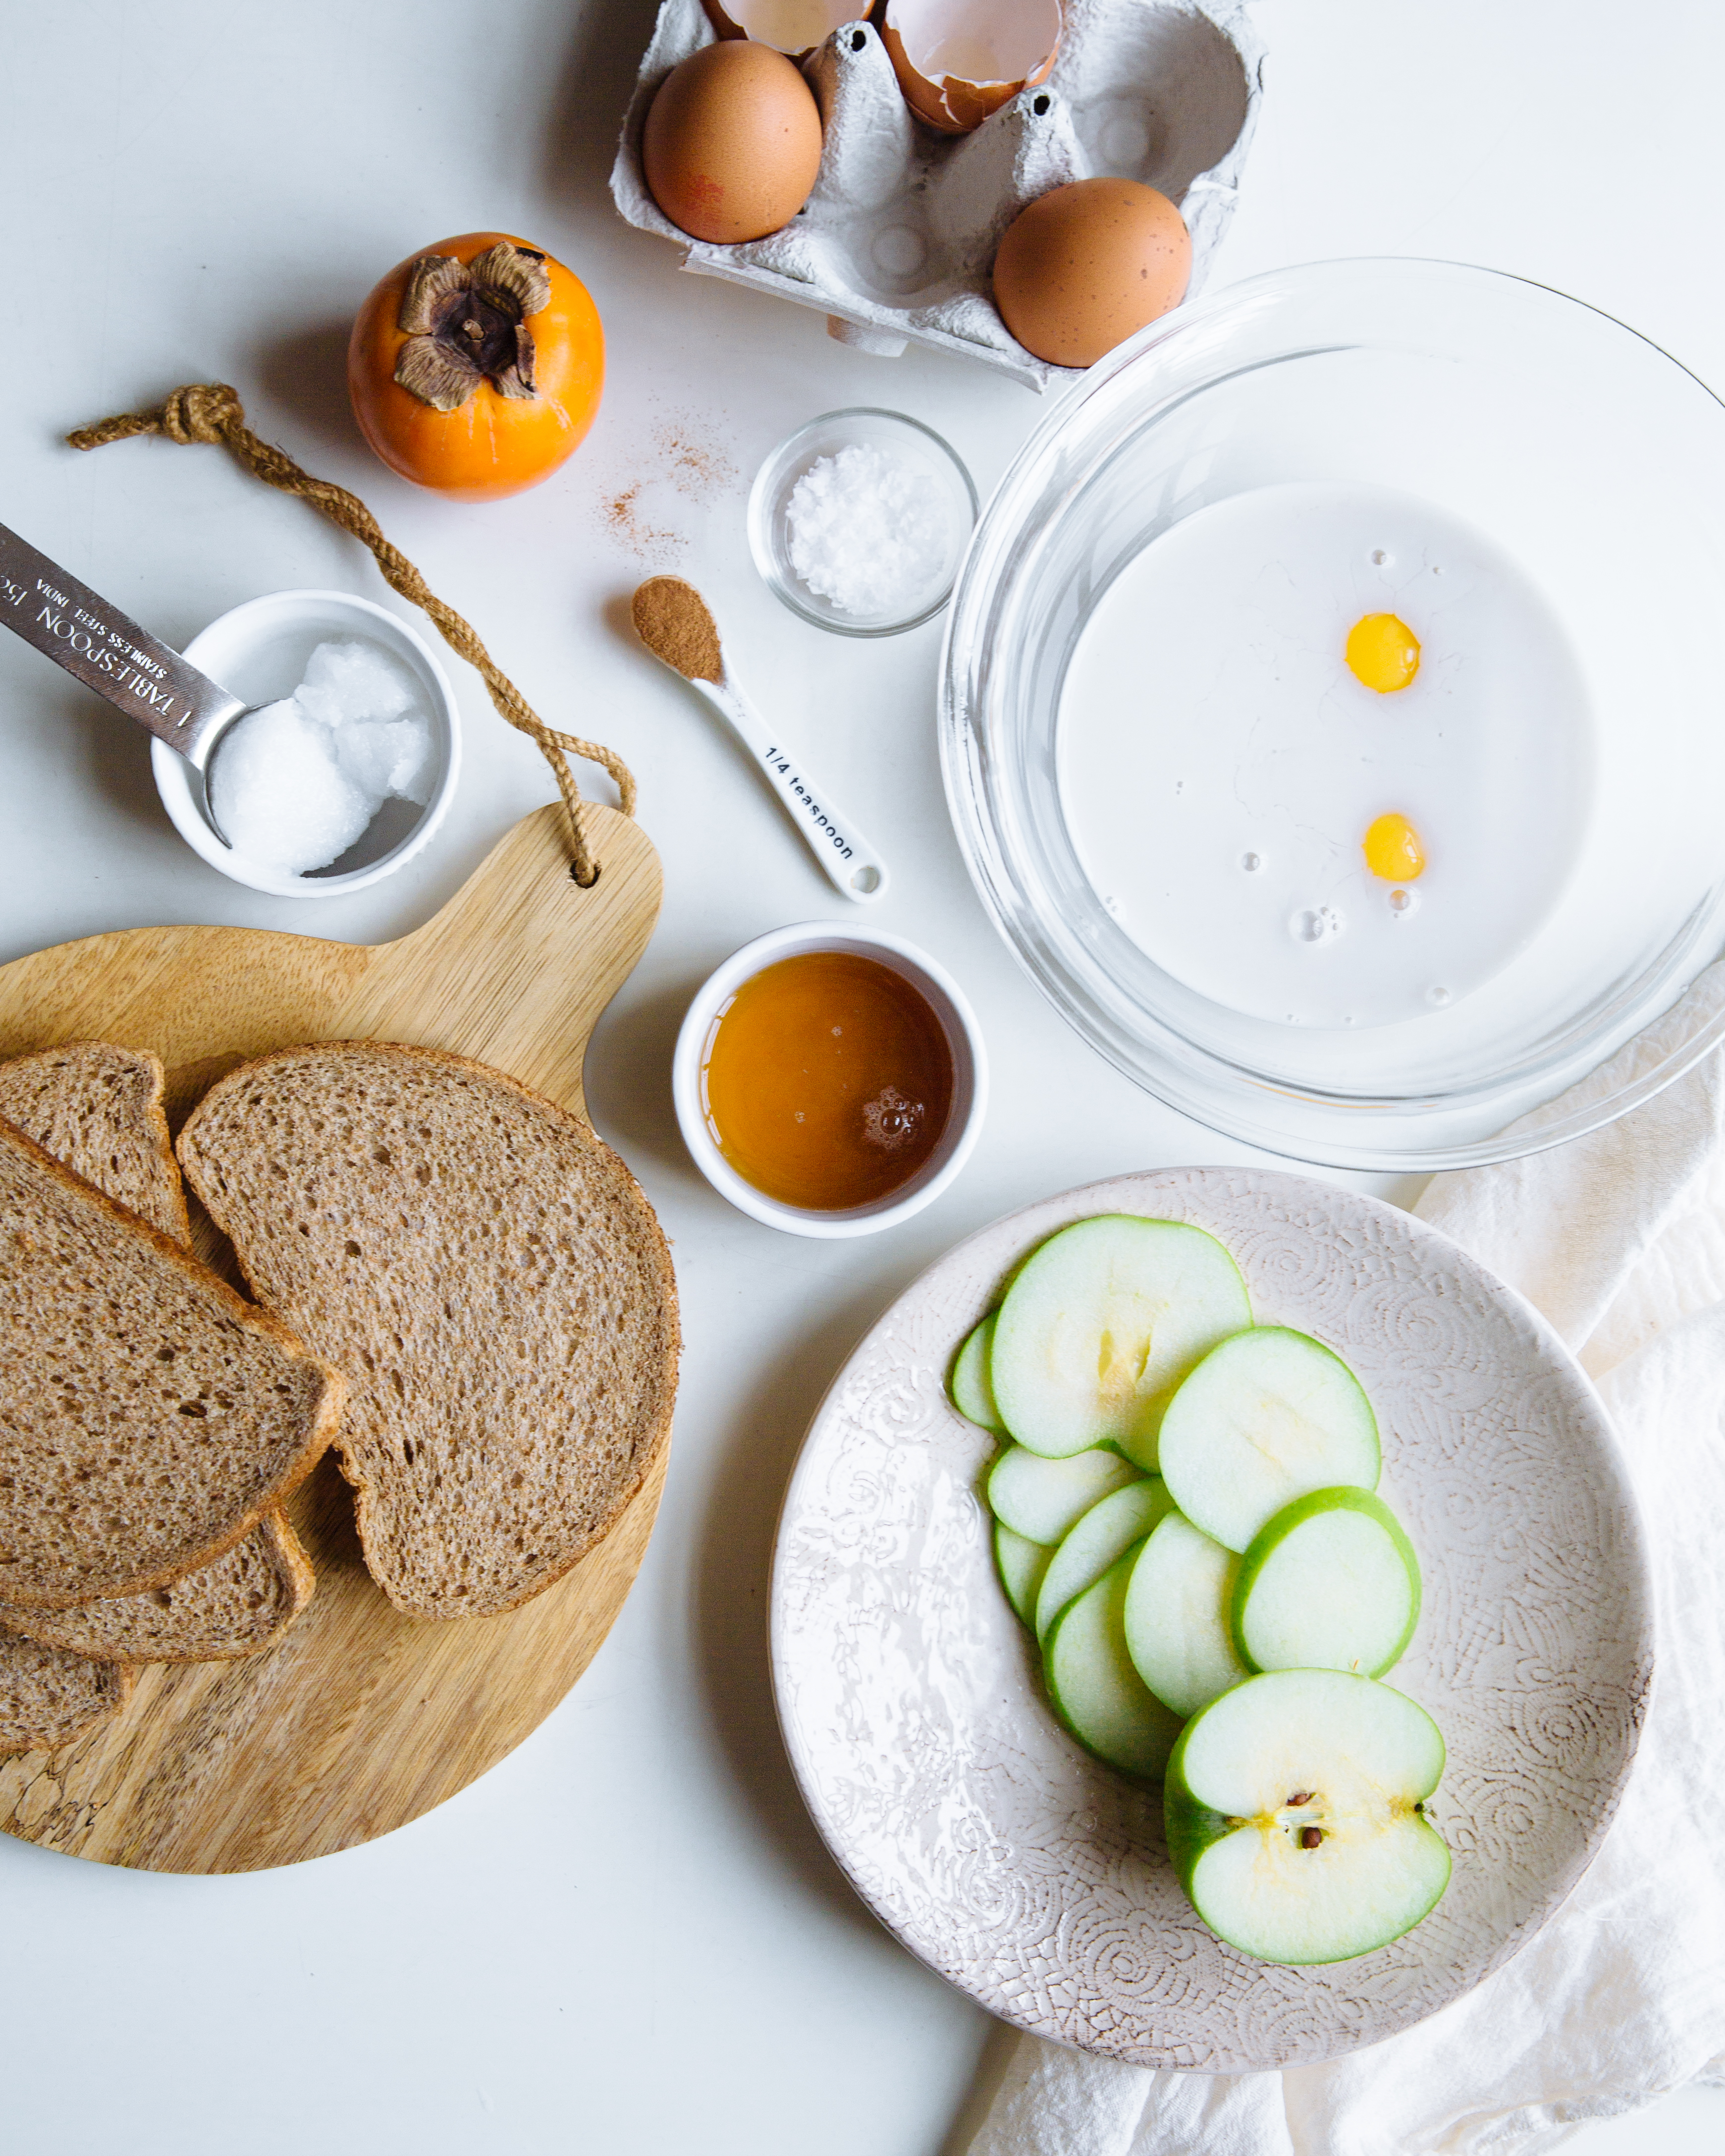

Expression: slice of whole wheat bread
xmin=0 ymin=1042 xmax=190 ymax=1245
xmin=0 ymin=1045 xmax=169 ymax=1737
xmin=0 ymin=1043 xmax=316 ymax=1659
xmin=3 ymin=1509 xmax=314 ymax=1663
xmin=177 ymin=1042 xmax=680 ymax=1620
xmin=0 ymin=1629 xmax=132 ymax=1756
xmin=0 ymin=1117 xmax=344 ymax=1608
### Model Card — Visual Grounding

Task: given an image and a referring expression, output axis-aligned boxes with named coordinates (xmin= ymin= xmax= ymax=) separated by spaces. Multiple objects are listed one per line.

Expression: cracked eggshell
xmin=880 ymin=0 xmax=1062 ymax=134
xmin=644 ymin=39 xmax=826 ymax=243
xmin=703 ymin=0 xmax=866 ymax=56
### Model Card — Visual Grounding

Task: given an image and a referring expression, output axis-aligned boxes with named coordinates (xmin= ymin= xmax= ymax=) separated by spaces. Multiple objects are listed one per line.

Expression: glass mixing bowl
xmin=939 ymin=258 xmax=1725 ymax=1170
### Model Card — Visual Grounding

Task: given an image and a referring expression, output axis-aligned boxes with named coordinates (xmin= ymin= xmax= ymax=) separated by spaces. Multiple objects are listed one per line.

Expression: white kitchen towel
xmin=968 ymin=971 xmax=1725 ymax=2156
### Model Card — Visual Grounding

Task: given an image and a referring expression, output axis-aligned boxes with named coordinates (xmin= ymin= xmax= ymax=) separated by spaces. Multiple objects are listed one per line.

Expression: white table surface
xmin=1 ymin=1 xmax=1720 ymax=2149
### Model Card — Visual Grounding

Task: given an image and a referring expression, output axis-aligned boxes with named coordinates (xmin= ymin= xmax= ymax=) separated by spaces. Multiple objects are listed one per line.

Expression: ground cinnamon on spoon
xmin=632 ymin=576 xmax=722 ymax=683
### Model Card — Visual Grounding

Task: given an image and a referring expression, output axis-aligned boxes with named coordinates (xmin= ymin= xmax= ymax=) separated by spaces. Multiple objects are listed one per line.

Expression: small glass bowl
xmin=748 ymin=408 xmax=979 ymax=637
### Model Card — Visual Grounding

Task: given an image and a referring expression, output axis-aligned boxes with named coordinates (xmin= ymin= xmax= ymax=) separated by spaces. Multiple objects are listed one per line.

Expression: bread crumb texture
xmin=178 ymin=1044 xmax=680 ymax=1620
xmin=0 ymin=1042 xmax=188 ymax=1244
xmin=0 ymin=1509 xmax=314 ymax=1662
xmin=0 ymin=1119 xmax=342 ymax=1608
xmin=0 ymin=1627 xmax=131 ymax=1755
xmin=0 ymin=1044 xmax=318 ymax=1663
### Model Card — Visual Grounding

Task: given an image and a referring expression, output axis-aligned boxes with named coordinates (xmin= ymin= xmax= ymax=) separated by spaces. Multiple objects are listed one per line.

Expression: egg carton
xmin=609 ymin=0 xmax=1265 ymax=393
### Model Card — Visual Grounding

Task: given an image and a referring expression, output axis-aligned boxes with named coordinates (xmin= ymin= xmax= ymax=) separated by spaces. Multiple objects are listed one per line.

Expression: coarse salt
xmin=785 ymin=443 xmax=960 ymax=619
xmin=210 ymin=638 xmax=436 ymax=876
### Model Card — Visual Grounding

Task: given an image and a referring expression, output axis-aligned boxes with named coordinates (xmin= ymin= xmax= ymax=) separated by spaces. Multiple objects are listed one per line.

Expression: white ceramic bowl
xmin=152 ymin=588 xmax=462 ymax=898
xmin=672 ymin=922 xmax=988 ymax=1238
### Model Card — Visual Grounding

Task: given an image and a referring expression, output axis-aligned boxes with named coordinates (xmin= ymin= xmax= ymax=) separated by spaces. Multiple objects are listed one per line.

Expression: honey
xmin=701 ymin=950 xmax=954 ymax=1210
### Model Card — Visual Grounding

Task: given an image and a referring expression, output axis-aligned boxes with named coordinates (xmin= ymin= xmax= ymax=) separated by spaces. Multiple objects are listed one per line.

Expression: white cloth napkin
xmin=968 ymin=972 xmax=1725 ymax=2156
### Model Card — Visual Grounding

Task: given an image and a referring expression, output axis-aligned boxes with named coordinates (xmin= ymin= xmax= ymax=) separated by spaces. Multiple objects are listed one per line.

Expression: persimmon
xmin=347 ymin=231 xmax=604 ymax=502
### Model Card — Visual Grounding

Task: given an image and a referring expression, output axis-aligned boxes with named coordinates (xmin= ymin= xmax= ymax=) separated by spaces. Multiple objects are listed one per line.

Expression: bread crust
xmin=177 ymin=1041 xmax=680 ymax=1620
xmin=0 ymin=1116 xmax=346 ymax=1608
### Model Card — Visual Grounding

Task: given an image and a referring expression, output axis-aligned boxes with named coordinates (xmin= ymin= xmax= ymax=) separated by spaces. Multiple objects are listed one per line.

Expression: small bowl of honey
xmin=672 ymin=923 xmax=987 ymax=1238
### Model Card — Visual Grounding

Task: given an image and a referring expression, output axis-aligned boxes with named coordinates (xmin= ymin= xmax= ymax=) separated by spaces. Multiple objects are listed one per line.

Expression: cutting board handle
xmin=328 ymin=804 xmax=663 ymax=1124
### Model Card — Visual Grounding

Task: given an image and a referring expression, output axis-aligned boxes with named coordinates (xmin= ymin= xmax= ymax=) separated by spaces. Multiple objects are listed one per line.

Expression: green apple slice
xmin=991 ymin=1216 xmax=1252 ymax=1465
xmin=986 ymin=1443 xmax=1141 ymax=1547
xmin=1044 ymin=1545 xmax=1183 ymax=1780
xmin=1122 ymin=1511 xmax=1250 ymax=1717
xmin=1034 ymin=1477 xmax=1176 ymax=1642
xmin=1165 ymin=1669 xmax=1450 ymax=1965
xmin=1233 ymin=1488 xmax=1421 ymax=1677
xmin=1157 ymin=1327 xmax=1380 ymax=1553
xmin=995 ymin=1522 xmax=1053 ymax=1628
xmin=951 ymin=1314 xmax=1003 ymax=1430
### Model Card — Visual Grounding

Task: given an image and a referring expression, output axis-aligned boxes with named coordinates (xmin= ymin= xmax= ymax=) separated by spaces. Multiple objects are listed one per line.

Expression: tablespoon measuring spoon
xmin=0 ymin=521 xmax=245 ymax=845
xmin=631 ymin=576 xmax=888 ymax=903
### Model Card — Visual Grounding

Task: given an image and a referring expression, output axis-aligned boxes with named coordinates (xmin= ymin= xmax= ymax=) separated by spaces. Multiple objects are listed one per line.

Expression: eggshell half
xmin=993 ymin=177 xmax=1190 ymax=367
xmin=703 ymin=0 xmax=861 ymax=57
xmin=880 ymin=0 xmax=1061 ymax=135
xmin=644 ymin=41 xmax=826 ymax=245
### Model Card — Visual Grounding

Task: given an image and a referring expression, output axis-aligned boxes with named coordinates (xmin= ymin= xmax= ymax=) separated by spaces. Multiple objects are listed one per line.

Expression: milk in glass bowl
xmin=939 ymin=258 xmax=1725 ymax=1171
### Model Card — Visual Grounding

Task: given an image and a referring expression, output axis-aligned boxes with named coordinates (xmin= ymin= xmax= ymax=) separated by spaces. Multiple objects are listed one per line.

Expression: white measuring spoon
xmin=633 ymin=578 xmax=888 ymax=904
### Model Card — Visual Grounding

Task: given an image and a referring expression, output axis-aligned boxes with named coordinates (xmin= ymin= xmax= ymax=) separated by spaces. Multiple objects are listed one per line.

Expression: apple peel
xmin=1165 ymin=1670 xmax=1450 ymax=1965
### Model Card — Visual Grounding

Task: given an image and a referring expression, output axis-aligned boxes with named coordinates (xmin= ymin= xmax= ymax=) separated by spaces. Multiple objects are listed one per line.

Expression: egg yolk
xmin=1364 ymin=813 xmax=1426 ymax=882
xmin=1346 ymin=613 xmax=1420 ymax=693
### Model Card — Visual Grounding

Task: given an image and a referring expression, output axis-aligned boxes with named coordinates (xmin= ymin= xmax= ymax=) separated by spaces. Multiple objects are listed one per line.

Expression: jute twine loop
xmin=67 ymin=383 xmax=635 ymax=886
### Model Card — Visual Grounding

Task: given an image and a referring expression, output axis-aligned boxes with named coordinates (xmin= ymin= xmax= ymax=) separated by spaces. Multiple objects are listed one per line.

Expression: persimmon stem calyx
xmin=393 ymin=242 xmax=551 ymax=412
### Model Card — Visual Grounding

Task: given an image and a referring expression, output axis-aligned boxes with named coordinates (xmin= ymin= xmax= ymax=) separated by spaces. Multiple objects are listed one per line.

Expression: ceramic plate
xmin=769 ymin=1168 xmax=1653 ymax=2071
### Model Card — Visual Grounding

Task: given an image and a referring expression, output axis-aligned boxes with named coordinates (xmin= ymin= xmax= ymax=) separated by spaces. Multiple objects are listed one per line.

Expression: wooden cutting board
xmin=0 ymin=803 xmax=667 ymax=1873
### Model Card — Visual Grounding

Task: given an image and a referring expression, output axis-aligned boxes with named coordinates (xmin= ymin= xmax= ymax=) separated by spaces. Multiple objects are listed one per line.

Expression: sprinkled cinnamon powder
xmin=595 ymin=410 xmax=738 ymax=565
xmin=652 ymin=418 xmax=735 ymax=500
xmin=602 ymin=481 xmax=680 ymax=564
xmin=632 ymin=576 xmax=723 ymax=683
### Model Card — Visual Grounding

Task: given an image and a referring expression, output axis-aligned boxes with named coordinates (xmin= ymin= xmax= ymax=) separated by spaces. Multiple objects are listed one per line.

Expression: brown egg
xmin=993 ymin=178 xmax=1191 ymax=368
xmin=644 ymin=41 xmax=825 ymax=246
